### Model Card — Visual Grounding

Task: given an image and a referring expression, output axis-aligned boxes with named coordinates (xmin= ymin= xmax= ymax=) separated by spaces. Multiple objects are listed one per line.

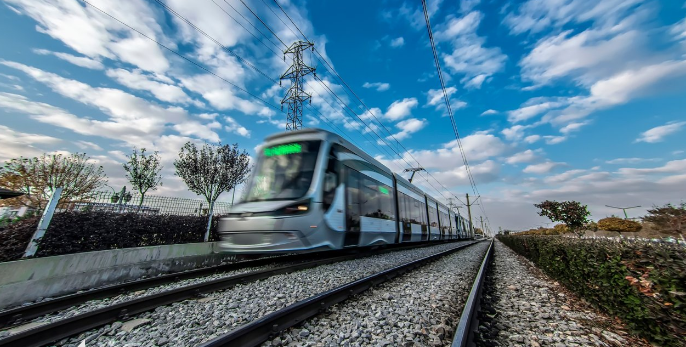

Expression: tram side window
xmin=428 ymin=205 xmax=438 ymax=228
xmin=399 ymin=192 xmax=410 ymax=223
xmin=410 ymin=198 xmax=420 ymax=224
xmin=360 ymin=177 xmax=381 ymax=219
xmin=378 ymin=183 xmax=394 ymax=220
xmin=346 ymin=169 xmax=360 ymax=231
xmin=419 ymin=201 xmax=428 ymax=231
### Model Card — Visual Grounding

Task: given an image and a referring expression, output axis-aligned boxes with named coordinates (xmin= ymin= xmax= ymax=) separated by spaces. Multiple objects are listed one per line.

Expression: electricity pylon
xmin=280 ymin=41 xmax=316 ymax=131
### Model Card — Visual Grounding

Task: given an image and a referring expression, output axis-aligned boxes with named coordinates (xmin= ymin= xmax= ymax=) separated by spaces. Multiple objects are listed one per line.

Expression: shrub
xmin=0 ymin=212 xmax=220 ymax=262
xmin=0 ymin=216 xmax=40 ymax=262
xmin=584 ymin=221 xmax=598 ymax=232
xmin=553 ymin=223 xmax=568 ymax=234
xmin=498 ymin=235 xmax=685 ymax=346
xmin=598 ymin=217 xmax=642 ymax=233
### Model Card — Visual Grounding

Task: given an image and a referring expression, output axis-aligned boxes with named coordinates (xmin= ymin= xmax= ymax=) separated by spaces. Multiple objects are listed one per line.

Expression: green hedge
xmin=0 ymin=211 xmax=220 ymax=262
xmin=498 ymin=235 xmax=685 ymax=346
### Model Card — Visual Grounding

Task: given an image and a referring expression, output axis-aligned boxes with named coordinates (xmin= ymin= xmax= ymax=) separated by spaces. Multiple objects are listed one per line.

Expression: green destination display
xmin=378 ymin=186 xmax=389 ymax=195
xmin=264 ymin=143 xmax=302 ymax=157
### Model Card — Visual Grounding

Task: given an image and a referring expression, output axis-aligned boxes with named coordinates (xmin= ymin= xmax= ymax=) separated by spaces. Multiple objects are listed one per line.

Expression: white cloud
xmin=605 ymin=157 xmax=660 ymax=164
xmin=504 ymin=0 xmax=644 ymax=36
xmin=362 ymin=82 xmax=391 ymax=92
xmin=635 ymin=121 xmax=686 ymax=143
xmin=74 ymin=140 xmax=103 ymax=151
xmin=384 ymin=97 xmax=419 ymax=121
xmin=426 ymin=87 xmax=467 ymax=114
xmin=225 ymin=116 xmax=250 ymax=138
xmin=501 ymin=124 xmax=531 ymax=141
xmin=172 ymin=120 xmax=221 ymax=142
xmin=507 ymin=97 xmax=564 ymax=123
xmin=390 ymin=37 xmax=405 ymax=48
xmin=523 ymin=161 xmax=565 ymax=174
xmin=428 ymin=159 xmax=500 ymax=187
xmin=480 ymin=109 xmax=497 ymax=116
xmin=8 ymin=0 xmax=170 ymax=73
xmin=559 ymin=121 xmax=589 ymax=134
xmin=377 ymin=132 xmax=508 ymax=172
xmin=0 ymin=124 xmax=62 ymax=161
xmin=617 ymin=159 xmax=686 ymax=176
xmin=389 ymin=118 xmax=427 ymax=141
xmin=435 ymin=11 xmax=506 ymax=88
xmin=387 ymin=0 xmax=444 ymax=30
xmin=523 ymin=135 xmax=540 ymax=143
xmin=543 ymin=169 xmax=586 ymax=184
xmin=34 ymin=48 xmax=104 ymax=69
xmin=106 ymin=68 xmax=196 ymax=105
xmin=506 ymin=149 xmax=540 ymax=164
xmin=543 ymin=135 xmax=566 ymax=145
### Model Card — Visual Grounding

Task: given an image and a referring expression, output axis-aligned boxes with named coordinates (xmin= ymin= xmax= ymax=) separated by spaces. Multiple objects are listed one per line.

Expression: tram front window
xmin=244 ymin=141 xmax=321 ymax=202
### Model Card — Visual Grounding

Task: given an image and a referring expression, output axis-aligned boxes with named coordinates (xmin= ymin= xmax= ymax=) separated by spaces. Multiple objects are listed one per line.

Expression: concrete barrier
xmin=0 ymin=242 xmax=233 ymax=310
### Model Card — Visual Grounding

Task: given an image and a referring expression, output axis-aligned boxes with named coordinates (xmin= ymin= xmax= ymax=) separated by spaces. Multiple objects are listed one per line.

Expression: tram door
xmin=344 ymin=167 xmax=361 ymax=247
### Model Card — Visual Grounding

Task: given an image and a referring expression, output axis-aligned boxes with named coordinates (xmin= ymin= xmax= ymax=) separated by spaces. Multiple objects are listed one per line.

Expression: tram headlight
xmin=274 ymin=198 xmax=312 ymax=216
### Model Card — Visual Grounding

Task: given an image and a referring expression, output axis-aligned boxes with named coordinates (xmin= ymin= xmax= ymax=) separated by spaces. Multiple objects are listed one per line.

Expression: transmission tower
xmin=280 ymin=41 xmax=316 ymax=131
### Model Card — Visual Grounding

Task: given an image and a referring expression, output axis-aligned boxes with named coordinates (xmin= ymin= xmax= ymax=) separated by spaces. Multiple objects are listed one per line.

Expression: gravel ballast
xmin=264 ymin=241 xmax=491 ymax=347
xmin=477 ymin=240 xmax=652 ymax=347
xmin=49 ymin=241 xmax=472 ymax=347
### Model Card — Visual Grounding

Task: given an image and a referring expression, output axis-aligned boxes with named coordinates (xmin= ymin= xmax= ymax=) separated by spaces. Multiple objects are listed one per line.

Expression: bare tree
xmin=0 ymin=153 xmax=107 ymax=209
xmin=123 ymin=147 xmax=163 ymax=207
xmin=174 ymin=142 xmax=251 ymax=241
xmin=643 ymin=202 xmax=686 ymax=241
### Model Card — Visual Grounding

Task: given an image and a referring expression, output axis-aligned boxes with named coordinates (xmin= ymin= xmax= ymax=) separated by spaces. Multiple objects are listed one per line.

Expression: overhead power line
xmin=420 ymin=0 xmax=491 ymax=229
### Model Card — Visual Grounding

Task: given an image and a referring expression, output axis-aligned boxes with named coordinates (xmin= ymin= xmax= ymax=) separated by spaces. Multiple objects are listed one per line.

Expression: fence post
xmin=204 ymin=200 xmax=215 ymax=242
xmin=24 ymin=187 xmax=63 ymax=258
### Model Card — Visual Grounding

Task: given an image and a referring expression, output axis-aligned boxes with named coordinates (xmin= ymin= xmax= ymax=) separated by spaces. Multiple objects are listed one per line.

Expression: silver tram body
xmin=217 ymin=129 xmax=474 ymax=253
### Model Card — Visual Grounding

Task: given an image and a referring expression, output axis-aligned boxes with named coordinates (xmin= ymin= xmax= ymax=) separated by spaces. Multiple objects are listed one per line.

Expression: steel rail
xmin=198 ymin=240 xmax=485 ymax=347
xmin=0 ymin=241 xmax=439 ymax=329
xmin=451 ymin=239 xmax=494 ymax=347
xmin=0 ymin=240 xmax=461 ymax=347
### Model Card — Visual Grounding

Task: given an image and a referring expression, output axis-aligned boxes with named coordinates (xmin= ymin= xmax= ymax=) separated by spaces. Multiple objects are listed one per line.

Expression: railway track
xmin=198 ymin=240 xmax=494 ymax=347
xmin=0 ymin=241 xmax=469 ymax=347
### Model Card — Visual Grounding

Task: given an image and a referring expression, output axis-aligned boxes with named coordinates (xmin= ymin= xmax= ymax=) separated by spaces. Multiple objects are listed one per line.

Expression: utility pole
xmin=605 ymin=205 xmax=641 ymax=219
xmin=404 ymin=167 xmax=425 ymax=183
xmin=480 ymin=216 xmax=484 ymax=235
xmin=280 ymin=41 xmax=316 ymax=131
xmin=466 ymin=193 xmax=473 ymax=236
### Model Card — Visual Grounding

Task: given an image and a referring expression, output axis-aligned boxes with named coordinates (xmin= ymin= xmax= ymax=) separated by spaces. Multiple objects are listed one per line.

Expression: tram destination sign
xmin=264 ymin=143 xmax=302 ymax=157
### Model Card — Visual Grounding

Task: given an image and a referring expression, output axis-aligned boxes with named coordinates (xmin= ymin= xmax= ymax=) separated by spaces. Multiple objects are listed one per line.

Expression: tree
xmin=0 ymin=153 xmax=107 ymax=209
xmin=643 ymin=202 xmax=686 ymax=240
xmin=534 ymin=200 xmax=591 ymax=238
xmin=174 ymin=142 xmax=251 ymax=241
xmin=123 ymin=147 xmax=163 ymax=207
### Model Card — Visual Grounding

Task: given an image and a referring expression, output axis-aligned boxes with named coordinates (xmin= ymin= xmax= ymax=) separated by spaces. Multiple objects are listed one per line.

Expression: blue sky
xmin=1 ymin=0 xmax=685 ymax=231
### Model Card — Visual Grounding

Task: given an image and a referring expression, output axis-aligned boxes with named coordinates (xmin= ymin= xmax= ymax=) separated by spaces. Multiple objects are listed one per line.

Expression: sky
xmin=0 ymin=0 xmax=685 ymax=232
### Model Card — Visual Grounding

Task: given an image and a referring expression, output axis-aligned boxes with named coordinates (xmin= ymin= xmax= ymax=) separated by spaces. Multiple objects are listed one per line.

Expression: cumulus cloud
xmin=480 ymin=109 xmax=497 ymax=116
xmin=426 ymin=87 xmax=467 ymax=114
xmin=106 ymin=68 xmax=196 ymax=105
xmin=435 ymin=11 xmax=507 ymax=88
xmin=0 ymin=124 xmax=62 ymax=161
xmin=506 ymin=149 xmax=540 ymax=164
xmin=225 ymin=116 xmax=251 ymax=138
xmin=635 ymin=121 xmax=686 ymax=143
xmin=8 ymin=0 xmax=170 ymax=73
xmin=384 ymin=98 xmax=418 ymax=121
xmin=523 ymin=161 xmax=565 ymax=174
xmin=362 ymin=82 xmax=391 ymax=92
xmin=605 ymin=157 xmax=660 ymax=164
xmin=33 ymin=48 xmax=104 ymax=69
xmin=390 ymin=37 xmax=405 ymax=48
xmin=388 ymin=118 xmax=427 ymax=141
xmin=377 ymin=132 xmax=508 ymax=172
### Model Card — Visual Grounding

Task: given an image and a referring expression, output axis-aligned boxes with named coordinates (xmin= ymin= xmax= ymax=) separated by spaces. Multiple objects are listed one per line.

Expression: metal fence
xmin=58 ymin=191 xmax=233 ymax=216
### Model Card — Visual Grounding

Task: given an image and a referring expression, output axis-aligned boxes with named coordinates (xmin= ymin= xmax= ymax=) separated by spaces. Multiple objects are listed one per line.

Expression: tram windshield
xmin=243 ymin=140 xmax=321 ymax=202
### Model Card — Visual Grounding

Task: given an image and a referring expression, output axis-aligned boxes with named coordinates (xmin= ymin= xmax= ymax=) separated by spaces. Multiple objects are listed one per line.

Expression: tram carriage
xmin=217 ymin=128 xmax=473 ymax=253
